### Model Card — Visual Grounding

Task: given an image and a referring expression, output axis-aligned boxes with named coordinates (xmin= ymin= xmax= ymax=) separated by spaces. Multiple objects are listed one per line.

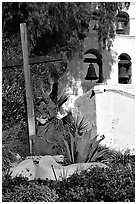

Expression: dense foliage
xmin=3 ymin=155 xmax=135 ymax=202
xmin=2 ymin=2 xmax=129 ymax=130
xmin=3 ymin=2 xmax=91 ymax=60
xmin=2 ymin=2 xmax=129 ymax=57
xmin=2 ymin=177 xmax=58 ymax=202
xmin=53 ymin=163 xmax=134 ymax=202
xmin=2 ymin=68 xmax=26 ymax=130
xmin=93 ymin=2 xmax=130 ymax=51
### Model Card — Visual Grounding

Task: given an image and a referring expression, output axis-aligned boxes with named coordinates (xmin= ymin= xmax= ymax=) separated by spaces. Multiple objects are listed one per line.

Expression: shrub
xmin=2 ymin=157 xmax=135 ymax=202
xmin=98 ymin=146 xmax=135 ymax=182
xmin=48 ymin=163 xmax=135 ymax=202
xmin=2 ymin=121 xmax=30 ymax=180
xmin=2 ymin=121 xmax=30 ymax=158
xmin=2 ymin=176 xmax=58 ymax=202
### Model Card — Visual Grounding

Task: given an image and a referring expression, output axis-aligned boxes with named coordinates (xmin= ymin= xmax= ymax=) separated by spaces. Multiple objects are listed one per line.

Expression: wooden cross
xmin=3 ymin=23 xmax=63 ymax=155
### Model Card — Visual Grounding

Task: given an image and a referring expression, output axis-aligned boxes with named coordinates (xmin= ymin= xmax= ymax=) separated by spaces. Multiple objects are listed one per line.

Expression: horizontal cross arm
xmin=2 ymin=55 xmax=62 ymax=68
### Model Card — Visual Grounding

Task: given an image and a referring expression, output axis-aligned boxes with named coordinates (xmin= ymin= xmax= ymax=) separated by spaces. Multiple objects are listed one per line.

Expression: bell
xmin=119 ymin=67 xmax=130 ymax=83
xmin=119 ymin=67 xmax=129 ymax=79
xmin=85 ymin=63 xmax=98 ymax=80
xmin=116 ymin=21 xmax=125 ymax=33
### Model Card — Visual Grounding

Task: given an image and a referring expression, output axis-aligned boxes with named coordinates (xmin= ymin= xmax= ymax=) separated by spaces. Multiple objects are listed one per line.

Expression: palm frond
xmin=57 ymin=94 xmax=68 ymax=108
xmin=70 ymin=116 xmax=88 ymax=137
xmin=77 ymin=117 xmax=88 ymax=134
xmin=89 ymin=134 xmax=98 ymax=145
xmin=63 ymin=115 xmax=106 ymax=164
xmin=61 ymin=111 xmax=74 ymax=126
xmin=88 ymin=149 xmax=108 ymax=162
xmin=63 ymin=139 xmax=72 ymax=163
xmin=70 ymin=133 xmax=75 ymax=163
xmin=76 ymin=129 xmax=92 ymax=162
xmin=87 ymin=135 xmax=105 ymax=162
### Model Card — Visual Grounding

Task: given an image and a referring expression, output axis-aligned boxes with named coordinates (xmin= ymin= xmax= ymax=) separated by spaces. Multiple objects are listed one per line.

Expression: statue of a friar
xmin=34 ymin=79 xmax=65 ymax=156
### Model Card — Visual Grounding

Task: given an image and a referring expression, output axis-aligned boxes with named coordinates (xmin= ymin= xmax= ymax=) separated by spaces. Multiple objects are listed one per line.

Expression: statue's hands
xmin=36 ymin=116 xmax=48 ymax=124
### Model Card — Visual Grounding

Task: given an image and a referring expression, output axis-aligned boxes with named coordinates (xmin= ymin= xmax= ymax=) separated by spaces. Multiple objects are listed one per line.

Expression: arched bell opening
xmin=116 ymin=11 xmax=130 ymax=35
xmin=118 ymin=53 xmax=132 ymax=84
xmin=83 ymin=48 xmax=103 ymax=83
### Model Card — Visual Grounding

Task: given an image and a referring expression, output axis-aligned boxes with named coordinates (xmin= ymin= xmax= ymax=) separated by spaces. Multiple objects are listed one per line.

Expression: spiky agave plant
xmin=62 ymin=116 xmax=88 ymax=163
xmin=76 ymin=133 xmax=107 ymax=163
xmin=101 ymin=148 xmax=132 ymax=166
xmin=63 ymin=116 xmax=107 ymax=164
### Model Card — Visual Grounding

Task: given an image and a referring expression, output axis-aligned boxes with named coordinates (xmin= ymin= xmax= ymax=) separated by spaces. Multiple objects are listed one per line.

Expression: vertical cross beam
xmin=20 ymin=23 xmax=36 ymax=155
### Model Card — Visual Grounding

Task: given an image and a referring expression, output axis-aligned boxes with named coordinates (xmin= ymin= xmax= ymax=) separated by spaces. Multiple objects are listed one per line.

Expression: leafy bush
xmin=2 ymin=121 xmax=30 ymax=158
xmin=97 ymin=146 xmax=135 ymax=179
xmin=2 ymin=152 xmax=135 ymax=202
xmin=2 ymin=176 xmax=58 ymax=202
xmin=101 ymin=147 xmax=132 ymax=166
xmin=2 ymin=68 xmax=27 ymax=130
xmin=49 ymin=163 xmax=135 ymax=202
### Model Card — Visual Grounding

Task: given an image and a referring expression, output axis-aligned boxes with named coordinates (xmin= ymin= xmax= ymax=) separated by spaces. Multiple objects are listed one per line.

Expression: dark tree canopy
xmin=2 ymin=2 xmax=129 ymax=129
xmin=2 ymin=2 xmax=91 ymax=60
xmin=3 ymin=2 xmax=129 ymax=59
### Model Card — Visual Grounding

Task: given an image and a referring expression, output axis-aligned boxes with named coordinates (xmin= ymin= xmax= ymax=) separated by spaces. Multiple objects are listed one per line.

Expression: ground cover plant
xmin=2 ymin=176 xmax=58 ymax=202
xmin=2 ymin=152 xmax=135 ymax=202
xmin=53 ymin=162 xmax=135 ymax=202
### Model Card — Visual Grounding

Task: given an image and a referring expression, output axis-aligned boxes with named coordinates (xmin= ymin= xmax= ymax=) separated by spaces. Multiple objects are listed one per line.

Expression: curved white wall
xmin=94 ymin=84 xmax=135 ymax=153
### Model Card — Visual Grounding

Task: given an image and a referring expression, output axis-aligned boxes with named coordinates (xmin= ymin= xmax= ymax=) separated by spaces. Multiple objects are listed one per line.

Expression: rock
xmin=10 ymin=155 xmax=108 ymax=181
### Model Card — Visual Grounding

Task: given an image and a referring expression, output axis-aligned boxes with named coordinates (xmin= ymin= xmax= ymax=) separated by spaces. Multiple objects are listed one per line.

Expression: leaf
xmin=89 ymin=134 xmax=98 ymax=145
xmin=63 ymin=139 xmax=72 ymax=163
xmin=87 ymin=135 xmax=105 ymax=162
xmin=61 ymin=111 xmax=73 ymax=126
xmin=76 ymin=117 xmax=88 ymax=135
xmin=89 ymin=149 xmax=108 ymax=162
xmin=76 ymin=129 xmax=92 ymax=162
xmin=70 ymin=133 xmax=75 ymax=163
xmin=57 ymin=94 xmax=68 ymax=108
xmin=74 ymin=129 xmax=79 ymax=147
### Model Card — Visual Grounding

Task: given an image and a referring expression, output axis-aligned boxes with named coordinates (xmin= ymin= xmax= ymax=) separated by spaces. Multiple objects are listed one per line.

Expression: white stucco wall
xmin=94 ymin=84 xmax=135 ymax=153
xmin=73 ymin=84 xmax=135 ymax=153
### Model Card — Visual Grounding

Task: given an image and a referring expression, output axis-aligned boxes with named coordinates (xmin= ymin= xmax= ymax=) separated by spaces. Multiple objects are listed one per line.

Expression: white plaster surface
xmin=94 ymin=84 xmax=135 ymax=153
xmin=74 ymin=84 xmax=135 ymax=153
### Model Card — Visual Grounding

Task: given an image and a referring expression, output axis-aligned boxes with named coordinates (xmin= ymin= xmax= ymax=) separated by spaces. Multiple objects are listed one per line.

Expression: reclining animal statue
xmin=10 ymin=155 xmax=108 ymax=181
